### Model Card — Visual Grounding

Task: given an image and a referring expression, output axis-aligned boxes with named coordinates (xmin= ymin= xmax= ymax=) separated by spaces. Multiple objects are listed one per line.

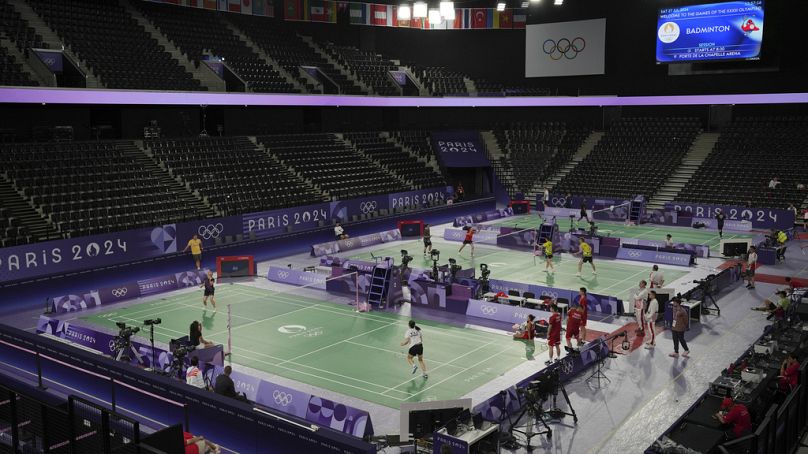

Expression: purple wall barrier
xmin=443 ymin=228 xmax=498 ymax=245
xmin=691 ymin=217 xmax=752 ymax=232
xmin=666 ymin=202 xmax=794 ymax=230
xmin=620 ymin=238 xmax=710 ymax=258
xmin=466 ymin=299 xmax=551 ymax=324
xmin=387 ymin=187 xmax=452 ymax=211
xmin=616 ymin=247 xmax=692 ymax=267
xmin=430 ymin=131 xmax=490 ymax=168
xmin=453 ymin=207 xmax=514 ymax=227
xmin=497 ymin=227 xmax=536 ymax=249
xmin=51 ymin=269 xmax=208 ymax=313
xmin=311 ymin=229 xmax=402 ymax=257
xmin=267 ymin=266 xmax=327 ymax=289
xmin=488 ymin=278 xmax=620 ymax=315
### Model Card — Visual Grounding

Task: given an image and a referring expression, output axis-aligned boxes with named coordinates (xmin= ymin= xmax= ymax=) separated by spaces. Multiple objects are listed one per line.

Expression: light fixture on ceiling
xmin=439 ymin=1 xmax=455 ymax=20
xmin=413 ymin=1 xmax=428 ymax=18
xmin=398 ymin=4 xmax=411 ymax=20
xmin=428 ymin=8 xmax=443 ymax=24
xmin=496 ymin=1 xmax=506 ymax=12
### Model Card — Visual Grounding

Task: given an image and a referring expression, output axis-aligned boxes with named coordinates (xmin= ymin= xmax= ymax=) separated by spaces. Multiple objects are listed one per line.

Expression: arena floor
xmin=79 ymin=284 xmax=540 ymax=409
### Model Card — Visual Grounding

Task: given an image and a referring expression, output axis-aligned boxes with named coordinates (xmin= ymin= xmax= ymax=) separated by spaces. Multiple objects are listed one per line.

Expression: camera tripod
xmin=700 ymin=285 xmax=720 ymax=316
xmin=544 ymin=375 xmax=577 ymax=422
xmin=586 ymin=352 xmax=610 ymax=389
xmin=507 ymin=395 xmax=553 ymax=450
xmin=113 ymin=337 xmax=133 ymax=362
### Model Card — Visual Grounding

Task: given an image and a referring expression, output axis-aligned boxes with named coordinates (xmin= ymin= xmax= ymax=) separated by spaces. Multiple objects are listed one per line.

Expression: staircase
xmin=545 ymin=131 xmax=603 ymax=196
xmin=5 ymin=0 xmax=102 ymax=88
xmin=0 ymin=35 xmax=51 ymax=86
xmin=129 ymin=141 xmax=218 ymax=217
xmin=463 ymin=77 xmax=477 ymax=96
xmin=383 ymin=132 xmax=439 ymax=173
xmin=0 ymin=175 xmax=59 ymax=243
xmin=300 ymin=36 xmax=369 ymax=95
xmin=338 ymin=134 xmax=412 ymax=187
xmin=647 ymin=132 xmax=719 ymax=210
xmin=398 ymin=66 xmax=430 ymax=96
xmin=121 ymin=0 xmax=224 ymax=91
xmin=221 ymin=19 xmax=306 ymax=93
xmin=482 ymin=130 xmax=516 ymax=196
xmin=247 ymin=137 xmax=329 ymax=202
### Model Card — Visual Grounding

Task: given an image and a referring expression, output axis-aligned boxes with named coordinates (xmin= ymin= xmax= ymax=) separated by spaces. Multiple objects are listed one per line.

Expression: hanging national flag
xmin=349 ymin=2 xmax=369 ymax=25
xmin=218 ymin=0 xmax=227 ymax=11
xmin=471 ymin=8 xmax=489 ymax=29
xmin=370 ymin=4 xmax=394 ymax=26
xmin=494 ymin=9 xmax=512 ymax=28
xmin=228 ymin=0 xmax=241 ymax=12
xmin=310 ymin=0 xmax=336 ymax=22
xmin=241 ymin=0 xmax=252 ymax=14
xmin=409 ymin=17 xmax=425 ymax=29
xmin=284 ymin=0 xmax=303 ymax=19
xmin=513 ymin=8 xmax=526 ymax=29
xmin=203 ymin=0 xmax=217 ymax=9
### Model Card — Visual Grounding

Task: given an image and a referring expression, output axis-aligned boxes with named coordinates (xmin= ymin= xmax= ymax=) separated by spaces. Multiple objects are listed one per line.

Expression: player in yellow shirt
xmin=183 ymin=234 xmax=203 ymax=270
xmin=576 ymin=237 xmax=597 ymax=277
xmin=542 ymin=238 xmax=555 ymax=274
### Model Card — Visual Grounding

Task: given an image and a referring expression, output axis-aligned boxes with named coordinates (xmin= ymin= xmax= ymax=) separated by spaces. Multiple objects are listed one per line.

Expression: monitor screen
xmin=408 ymin=407 xmax=463 ymax=440
xmin=657 ymin=1 xmax=765 ymax=63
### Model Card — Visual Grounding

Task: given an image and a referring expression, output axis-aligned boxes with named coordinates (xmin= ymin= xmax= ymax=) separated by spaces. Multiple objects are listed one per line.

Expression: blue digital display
xmin=656 ymin=1 xmax=764 ymax=63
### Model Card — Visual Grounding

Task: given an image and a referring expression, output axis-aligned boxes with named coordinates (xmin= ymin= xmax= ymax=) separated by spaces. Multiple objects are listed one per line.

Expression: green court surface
xmin=490 ymin=215 xmax=756 ymax=251
xmin=79 ymin=285 xmax=540 ymax=409
xmin=350 ymin=238 xmax=689 ymax=302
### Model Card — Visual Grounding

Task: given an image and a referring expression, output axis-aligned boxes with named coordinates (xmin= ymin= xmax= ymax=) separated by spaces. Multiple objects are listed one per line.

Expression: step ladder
xmin=367 ymin=264 xmax=392 ymax=307
xmin=629 ymin=195 xmax=646 ymax=225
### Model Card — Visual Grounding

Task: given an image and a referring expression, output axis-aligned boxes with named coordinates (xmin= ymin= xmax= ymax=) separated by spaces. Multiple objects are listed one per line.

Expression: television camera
xmin=692 ymin=274 xmax=719 ymax=315
xmin=400 ymin=249 xmax=413 ymax=268
xmin=112 ymin=322 xmax=140 ymax=362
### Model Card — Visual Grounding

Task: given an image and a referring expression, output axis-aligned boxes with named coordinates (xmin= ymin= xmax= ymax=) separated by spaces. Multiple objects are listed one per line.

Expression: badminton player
xmin=565 ymin=303 xmax=583 ymax=349
xmin=578 ymin=287 xmax=589 ymax=343
xmin=400 ymin=320 xmax=428 ymax=378
xmin=423 ymin=223 xmax=432 ymax=256
xmin=542 ymin=238 xmax=554 ymax=274
xmin=511 ymin=314 xmax=535 ymax=340
xmin=576 ymin=237 xmax=597 ymax=276
xmin=546 ymin=304 xmax=562 ymax=365
xmin=458 ymin=226 xmax=476 ymax=257
xmin=577 ymin=202 xmax=590 ymax=226
xmin=645 ymin=290 xmax=659 ymax=349
xmin=715 ymin=209 xmax=726 ymax=238
xmin=201 ymin=270 xmax=216 ymax=311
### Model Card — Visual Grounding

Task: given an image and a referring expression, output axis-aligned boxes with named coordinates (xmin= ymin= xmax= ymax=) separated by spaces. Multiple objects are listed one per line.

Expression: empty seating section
xmin=0 ymin=0 xmax=46 ymax=52
xmin=345 ymin=132 xmax=446 ymax=189
xmin=473 ymin=79 xmax=505 ymax=96
xmin=495 ymin=122 xmax=590 ymax=194
xmin=412 ymin=66 xmax=468 ymax=96
xmin=137 ymin=2 xmax=295 ymax=93
xmin=676 ymin=117 xmax=808 ymax=209
xmin=390 ymin=130 xmax=434 ymax=160
xmin=323 ymin=44 xmax=398 ymax=96
xmin=0 ymin=205 xmax=29 ymax=246
xmin=555 ymin=118 xmax=700 ymax=199
xmin=27 ymin=0 xmax=200 ymax=91
xmin=258 ymin=134 xmax=408 ymax=199
xmin=0 ymin=46 xmax=37 ymax=86
xmin=227 ymin=14 xmax=363 ymax=95
xmin=147 ymin=137 xmax=322 ymax=216
xmin=0 ymin=142 xmax=197 ymax=237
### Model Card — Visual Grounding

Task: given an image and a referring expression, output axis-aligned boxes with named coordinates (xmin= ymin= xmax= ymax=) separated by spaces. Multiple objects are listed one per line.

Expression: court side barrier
xmin=453 ymin=206 xmax=514 ymax=227
xmin=0 ymin=324 xmax=376 ymax=453
xmin=31 ymin=315 xmax=373 ymax=440
xmin=310 ymin=228 xmax=401 ymax=257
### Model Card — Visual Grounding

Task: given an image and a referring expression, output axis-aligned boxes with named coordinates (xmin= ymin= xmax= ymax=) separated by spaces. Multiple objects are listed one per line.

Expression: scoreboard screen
xmin=656 ymin=1 xmax=764 ymax=63
xmin=216 ymin=256 xmax=255 ymax=278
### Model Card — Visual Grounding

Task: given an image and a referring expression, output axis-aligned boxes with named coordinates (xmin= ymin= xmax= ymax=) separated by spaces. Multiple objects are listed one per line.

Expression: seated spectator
xmin=334 ymin=222 xmax=348 ymax=240
xmin=214 ymin=366 xmax=247 ymax=401
xmin=752 ymin=291 xmax=790 ymax=320
xmin=779 ymin=354 xmax=800 ymax=393
xmin=185 ymin=356 xmax=207 ymax=389
xmin=190 ymin=321 xmax=214 ymax=349
xmin=714 ymin=397 xmax=752 ymax=439
xmin=183 ymin=431 xmax=221 ymax=454
xmin=511 ymin=314 xmax=536 ymax=340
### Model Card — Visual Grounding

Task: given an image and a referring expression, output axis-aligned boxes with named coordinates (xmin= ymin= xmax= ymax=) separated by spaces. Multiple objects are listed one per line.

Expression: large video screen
xmin=656 ymin=1 xmax=764 ymax=63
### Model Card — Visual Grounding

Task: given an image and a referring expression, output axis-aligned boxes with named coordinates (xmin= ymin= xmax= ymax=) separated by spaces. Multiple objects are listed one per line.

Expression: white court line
xmin=206 ymin=303 xmax=322 ymax=338
xmin=598 ymin=267 xmax=649 ymax=294
xmin=381 ymin=339 xmax=498 ymax=395
xmin=277 ymin=321 xmax=400 ymax=367
xmin=342 ymin=339 xmax=469 ymax=368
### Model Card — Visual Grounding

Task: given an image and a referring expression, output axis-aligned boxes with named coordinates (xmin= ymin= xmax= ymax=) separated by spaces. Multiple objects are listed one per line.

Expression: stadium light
xmin=398 ymin=4 xmax=412 ymax=20
xmin=521 ymin=1 xmax=529 ymax=7
xmin=439 ymin=1 xmax=455 ymax=20
xmin=554 ymin=0 xmax=563 ymax=4
xmin=413 ymin=1 xmax=427 ymax=18
xmin=428 ymin=8 xmax=443 ymax=24
xmin=496 ymin=1 xmax=506 ymax=12
xmin=530 ymin=0 xmax=541 ymax=3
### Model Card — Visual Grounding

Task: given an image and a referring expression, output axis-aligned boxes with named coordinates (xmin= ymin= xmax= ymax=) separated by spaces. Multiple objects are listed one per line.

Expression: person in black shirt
xmin=189 ymin=320 xmax=214 ymax=350
xmin=214 ymin=366 xmax=237 ymax=397
xmin=715 ymin=209 xmax=726 ymax=238
xmin=200 ymin=270 xmax=216 ymax=311
xmin=422 ymin=223 xmax=432 ymax=256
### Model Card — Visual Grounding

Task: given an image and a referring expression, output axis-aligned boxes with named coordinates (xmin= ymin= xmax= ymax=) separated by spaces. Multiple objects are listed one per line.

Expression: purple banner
xmin=466 ymin=299 xmax=551 ymax=324
xmin=488 ymin=278 xmax=619 ymax=315
xmin=667 ymin=202 xmax=794 ymax=230
xmin=33 ymin=49 xmax=63 ymax=72
xmin=311 ymin=229 xmax=401 ymax=257
xmin=691 ymin=217 xmax=752 ymax=232
xmin=329 ymin=194 xmax=388 ymax=222
xmin=453 ymin=207 xmax=514 ymax=227
xmin=243 ymin=202 xmax=331 ymax=240
xmin=51 ymin=269 xmax=207 ymax=313
xmin=616 ymin=247 xmax=692 ymax=267
xmin=620 ymin=238 xmax=710 ymax=258
xmin=443 ymin=228 xmax=498 ymax=245
xmin=389 ymin=70 xmax=407 ymax=86
xmin=430 ymin=131 xmax=490 ymax=168
xmin=388 ymin=187 xmax=451 ymax=211
xmin=267 ymin=266 xmax=327 ymax=288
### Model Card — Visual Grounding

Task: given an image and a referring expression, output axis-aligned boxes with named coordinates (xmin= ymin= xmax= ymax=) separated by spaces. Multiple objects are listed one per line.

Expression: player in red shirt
xmin=715 ymin=397 xmax=752 ymax=439
xmin=458 ymin=227 xmax=476 ymax=257
xmin=512 ymin=314 xmax=536 ymax=340
xmin=565 ymin=305 xmax=583 ymax=350
xmin=183 ymin=432 xmax=220 ymax=454
xmin=546 ymin=305 xmax=562 ymax=365
xmin=578 ymin=287 xmax=589 ymax=344
xmin=779 ymin=354 xmax=799 ymax=392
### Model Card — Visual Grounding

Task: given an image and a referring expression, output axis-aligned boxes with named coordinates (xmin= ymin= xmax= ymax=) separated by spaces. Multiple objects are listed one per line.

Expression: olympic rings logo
xmin=111 ymin=288 xmax=128 ymax=298
xmin=551 ymin=197 xmax=567 ymax=207
xmin=481 ymin=305 xmax=498 ymax=315
xmin=198 ymin=223 xmax=224 ymax=240
xmin=543 ymin=37 xmax=586 ymax=60
xmin=108 ymin=340 xmax=116 ymax=352
xmin=359 ymin=201 xmax=377 ymax=214
xmin=277 ymin=271 xmax=290 ymax=279
xmin=344 ymin=240 xmax=354 ymax=248
xmin=627 ymin=251 xmax=642 ymax=258
xmin=273 ymin=390 xmax=293 ymax=406
xmin=541 ymin=291 xmax=558 ymax=300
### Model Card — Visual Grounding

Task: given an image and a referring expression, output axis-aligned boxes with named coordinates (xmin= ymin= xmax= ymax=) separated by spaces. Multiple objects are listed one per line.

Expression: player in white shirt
xmin=185 ymin=356 xmax=206 ymax=389
xmin=664 ymin=234 xmax=674 ymax=249
xmin=768 ymin=177 xmax=780 ymax=189
xmin=649 ymin=265 xmax=665 ymax=288
xmin=632 ymin=280 xmax=649 ymax=334
xmin=334 ymin=222 xmax=346 ymax=240
xmin=745 ymin=246 xmax=757 ymax=289
xmin=400 ymin=320 xmax=428 ymax=378
xmin=645 ymin=291 xmax=659 ymax=349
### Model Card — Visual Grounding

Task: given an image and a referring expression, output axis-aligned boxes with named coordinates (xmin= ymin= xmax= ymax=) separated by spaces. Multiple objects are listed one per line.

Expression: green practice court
xmin=490 ymin=215 xmax=756 ymax=251
xmin=350 ymin=237 xmax=689 ymax=302
xmin=79 ymin=284 xmax=539 ymax=409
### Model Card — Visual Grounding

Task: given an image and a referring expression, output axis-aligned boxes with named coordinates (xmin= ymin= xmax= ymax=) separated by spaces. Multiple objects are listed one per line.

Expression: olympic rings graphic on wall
xmin=543 ymin=37 xmax=586 ymax=60
xmin=481 ymin=305 xmax=498 ymax=315
xmin=198 ymin=223 xmax=224 ymax=239
xmin=273 ymin=390 xmax=293 ymax=406
xmin=111 ymin=288 xmax=128 ymax=297
xmin=359 ymin=201 xmax=377 ymax=214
